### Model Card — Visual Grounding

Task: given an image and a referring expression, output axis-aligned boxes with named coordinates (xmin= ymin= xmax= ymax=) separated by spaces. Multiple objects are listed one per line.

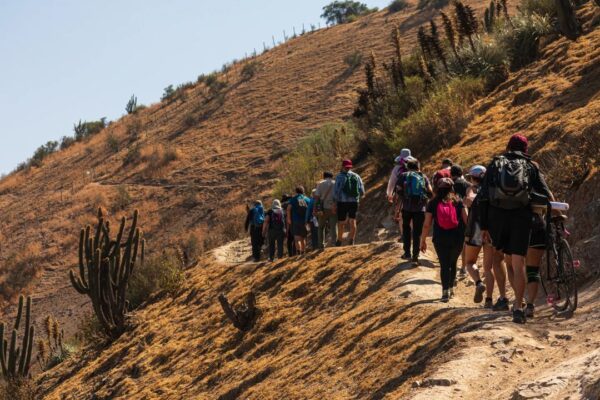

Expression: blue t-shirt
xmin=289 ymin=195 xmax=310 ymax=223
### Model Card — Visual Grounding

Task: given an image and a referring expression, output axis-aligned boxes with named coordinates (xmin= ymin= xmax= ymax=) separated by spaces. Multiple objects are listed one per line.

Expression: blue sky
xmin=0 ymin=0 xmax=390 ymax=174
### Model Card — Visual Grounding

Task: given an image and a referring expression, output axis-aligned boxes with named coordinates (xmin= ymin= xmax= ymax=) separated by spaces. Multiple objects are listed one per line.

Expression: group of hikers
xmin=246 ymin=133 xmax=557 ymax=324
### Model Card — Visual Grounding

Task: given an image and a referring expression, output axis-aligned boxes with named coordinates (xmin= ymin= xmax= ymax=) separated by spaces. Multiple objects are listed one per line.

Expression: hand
xmin=481 ymin=230 xmax=491 ymax=244
xmin=420 ymin=240 xmax=427 ymax=253
xmin=387 ymin=195 xmax=394 ymax=203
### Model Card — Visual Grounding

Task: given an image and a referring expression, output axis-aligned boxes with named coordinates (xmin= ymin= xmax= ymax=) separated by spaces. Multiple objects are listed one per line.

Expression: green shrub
xmin=321 ymin=1 xmax=377 ymax=25
xmin=74 ymin=313 xmax=107 ymax=346
xmin=125 ymin=94 xmax=137 ymax=114
xmin=388 ymin=0 xmax=409 ymax=12
xmin=417 ymin=0 xmax=449 ymax=10
xmin=161 ymin=85 xmax=175 ymax=101
xmin=388 ymin=77 xmax=484 ymax=157
xmin=60 ymin=135 xmax=76 ymax=150
xmin=106 ymin=133 xmax=119 ymax=153
xmin=241 ymin=61 xmax=262 ymax=80
xmin=123 ymin=143 xmax=142 ymax=166
xmin=274 ymin=122 xmax=359 ymax=197
xmin=497 ymin=13 xmax=553 ymax=69
xmin=127 ymin=251 xmax=185 ymax=309
xmin=519 ymin=0 xmax=557 ymax=18
xmin=343 ymin=51 xmax=363 ymax=70
xmin=73 ymin=118 xmax=107 ymax=141
xmin=449 ymin=37 xmax=509 ymax=91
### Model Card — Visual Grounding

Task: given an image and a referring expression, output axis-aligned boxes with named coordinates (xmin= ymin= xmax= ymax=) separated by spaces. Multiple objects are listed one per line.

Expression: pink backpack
xmin=436 ymin=201 xmax=459 ymax=230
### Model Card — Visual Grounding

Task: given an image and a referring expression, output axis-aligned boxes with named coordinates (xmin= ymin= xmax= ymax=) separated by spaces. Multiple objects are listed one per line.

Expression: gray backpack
xmin=489 ymin=156 xmax=530 ymax=209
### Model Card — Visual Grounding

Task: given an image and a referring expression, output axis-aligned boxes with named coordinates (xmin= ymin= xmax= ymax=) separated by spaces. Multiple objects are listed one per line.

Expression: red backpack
xmin=436 ymin=201 xmax=459 ymax=230
xmin=432 ymin=168 xmax=452 ymax=190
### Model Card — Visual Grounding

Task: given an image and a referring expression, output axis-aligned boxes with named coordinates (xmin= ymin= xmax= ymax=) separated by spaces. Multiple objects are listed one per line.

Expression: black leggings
xmin=268 ymin=230 xmax=285 ymax=260
xmin=402 ymin=210 xmax=425 ymax=257
xmin=433 ymin=239 xmax=463 ymax=291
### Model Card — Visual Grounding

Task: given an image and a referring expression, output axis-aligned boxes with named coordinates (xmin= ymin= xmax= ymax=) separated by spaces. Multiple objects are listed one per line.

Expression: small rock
xmin=421 ymin=378 xmax=457 ymax=387
xmin=412 ymin=381 xmax=421 ymax=388
xmin=555 ymin=334 xmax=572 ymax=340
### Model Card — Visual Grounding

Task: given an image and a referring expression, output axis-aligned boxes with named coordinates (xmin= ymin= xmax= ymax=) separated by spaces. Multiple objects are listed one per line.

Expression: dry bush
xmin=112 ymin=185 xmax=132 ymax=211
xmin=0 ymin=380 xmax=36 ymax=400
xmin=0 ymin=243 xmax=42 ymax=301
xmin=141 ymin=145 xmax=180 ymax=177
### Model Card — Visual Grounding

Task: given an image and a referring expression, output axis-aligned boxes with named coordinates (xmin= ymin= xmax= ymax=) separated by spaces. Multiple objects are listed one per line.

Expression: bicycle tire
xmin=558 ymin=238 xmax=578 ymax=312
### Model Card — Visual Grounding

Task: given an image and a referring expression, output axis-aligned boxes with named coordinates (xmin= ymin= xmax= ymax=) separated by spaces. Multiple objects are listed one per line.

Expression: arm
xmin=244 ymin=209 xmax=252 ymax=232
xmin=464 ymin=185 xmax=476 ymax=208
xmin=287 ymin=204 xmax=292 ymax=226
xmin=425 ymin=176 xmax=433 ymax=198
xmin=386 ymin=166 xmax=400 ymax=201
xmin=461 ymin=205 xmax=468 ymax=225
xmin=478 ymin=160 xmax=495 ymax=231
xmin=358 ymin=175 xmax=365 ymax=198
xmin=262 ymin=215 xmax=270 ymax=237
xmin=420 ymin=213 xmax=433 ymax=252
xmin=333 ymin=175 xmax=342 ymax=204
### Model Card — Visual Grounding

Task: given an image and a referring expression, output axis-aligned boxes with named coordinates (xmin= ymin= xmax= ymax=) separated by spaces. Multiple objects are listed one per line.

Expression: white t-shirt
xmin=315 ymin=178 xmax=336 ymax=210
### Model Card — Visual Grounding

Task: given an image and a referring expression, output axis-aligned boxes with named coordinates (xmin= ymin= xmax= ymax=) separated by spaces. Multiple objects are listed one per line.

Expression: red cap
xmin=342 ymin=159 xmax=353 ymax=168
xmin=507 ymin=133 xmax=528 ymax=153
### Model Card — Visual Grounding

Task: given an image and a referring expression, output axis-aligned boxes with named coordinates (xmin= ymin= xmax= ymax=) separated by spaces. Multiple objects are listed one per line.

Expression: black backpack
xmin=270 ymin=209 xmax=285 ymax=230
xmin=489 ymin=156 xmax=530 ymax=209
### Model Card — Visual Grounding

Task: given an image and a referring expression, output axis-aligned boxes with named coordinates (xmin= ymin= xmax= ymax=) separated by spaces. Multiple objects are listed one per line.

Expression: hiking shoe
xmin=512 ymin=308 xmax=527 ymax=324
xmin=449 ymin=288 xmax=454 ymax=298
xmin=349 ymin=239 xmax=355 ymax=246
xmin=484 ymin=298 xmax=493 ymax=309
xmin=411 ymin=255 xmax=419 ymax=264
xmin=458 ymin=267 xmax=467 ymax=277
xmin=492 ymin=297 xmax=510 ymax=311
xmin=525 ymin=303 xmax=535 ymax=318
xmin=401 ymin=252 xmax=412 ymax=260
xmin=441 ymin=291 xmax=449 ymax=303
xmin=474 ymin=282 xmax=485 ymax=303
xmin=335 ymin=240 xmax=342 ymax=247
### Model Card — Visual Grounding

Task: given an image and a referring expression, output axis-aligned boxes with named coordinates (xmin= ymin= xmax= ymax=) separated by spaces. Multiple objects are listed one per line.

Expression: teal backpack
xmin=404 ymin=171 xmax=426 ymax=198
xmin=343 ymin=173 xmax=360 ymax=198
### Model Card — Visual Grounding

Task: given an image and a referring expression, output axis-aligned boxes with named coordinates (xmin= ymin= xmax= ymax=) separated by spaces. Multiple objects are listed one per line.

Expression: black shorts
xmin=337 ymin=202 xmax=358 ymax=221
xmin=292 ymin=222 xmax=308 ymax=238
xmin=488 ymin=206 xmax=533 ymax=257
xmin=529 ymin=213 xmax=546 ymax=249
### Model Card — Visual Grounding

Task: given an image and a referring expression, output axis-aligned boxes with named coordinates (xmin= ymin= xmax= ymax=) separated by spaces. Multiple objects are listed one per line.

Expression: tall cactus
xmin=69 ymin=208 xmax=144 ymax=339
xmin=0 ymin=295 xmax=35 ymax=380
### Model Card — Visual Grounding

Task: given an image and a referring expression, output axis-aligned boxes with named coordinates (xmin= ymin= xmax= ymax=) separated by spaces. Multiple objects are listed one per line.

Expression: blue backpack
xmin=252 ymin=205 xmax=265 ymax=226
xmin=404 ymin=171 xmax=426 ymax=198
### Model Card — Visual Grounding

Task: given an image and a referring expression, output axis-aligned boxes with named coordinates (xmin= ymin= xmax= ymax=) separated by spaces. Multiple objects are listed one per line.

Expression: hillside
xmin=0 ymin=0 xmax=494 ymax=334
xmin=1 ymin=0 xmax=599 ymax=398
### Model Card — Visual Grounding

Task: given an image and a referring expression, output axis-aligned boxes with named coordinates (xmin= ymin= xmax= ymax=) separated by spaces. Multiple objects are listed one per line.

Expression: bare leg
xmin=526 ymin=248 xmax=544 ymax=303
xmin=511 ymin=254 xmax=527 ymax=310
xmin=505 ymin=254 xmax=515 ymax=291
xmin=492 ymin=250 xmax=507 ymax=299
xmin=348 ymin=218 xmax=357 ymax=243
xmin=481 ymin=245 xmax=495 ymax=299
xmin=337 ymin=221 xmax=346 ymax=243
xmin=464 ymin=244 xmax=482 ymax=283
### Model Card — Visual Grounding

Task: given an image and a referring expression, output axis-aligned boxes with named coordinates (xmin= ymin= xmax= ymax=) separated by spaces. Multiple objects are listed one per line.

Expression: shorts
xmin=292 ymin=222 xmax=308 ymax=238
xmin=487 ymin=206 xmax=533 ymax=257
xmin=337 ymin=202 xmax=358 ymax=221
xmin=529 ymin=213 xmax=546 ymax=249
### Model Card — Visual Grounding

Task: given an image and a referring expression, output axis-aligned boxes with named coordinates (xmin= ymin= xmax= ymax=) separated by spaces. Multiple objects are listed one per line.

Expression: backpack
xmin=404 ymin=171 xmax=426 ymax=198
xmin=343 ymin=173 xmax=360 ymax=198
xmin=252 ymin=205 xmax=265 ymax=226
xmin=393 ymin=164 xmax=409 ymax=194
xmin=293 ymin=196 xmax=308 ymax=220
xmin=436 ymin=201 xmax=459 ymax=230
xmin=270 ymin=209 xmax=285 ymax=230
xmin=489 ymin=156 xmax=530 ymax=209
xmin=432 ymin=168 xmax=451 ymax=190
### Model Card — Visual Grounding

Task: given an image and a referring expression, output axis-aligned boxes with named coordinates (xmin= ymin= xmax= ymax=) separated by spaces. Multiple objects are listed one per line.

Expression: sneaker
xmin=474 ymin=282 xmax=485 ymax=303
xmin=449 ymin=288 xmax=454 ymax=298
xmin=512 ymin=308 xmax=527 ymax=324
xmin=401 ymin=252 xmax=412 ymax=260
xmin=484 ymin=298 xmax=493 ymax=308
xmin=335 ymin=240 xmax=342 ymax=247
xmin=411 ymin=255 xmax=419 ymax=263
xmin=525 ymin=303 xmax=535 ymax=318
xmin=492 ymin=297 xmax=510 ymax=311
xmin=441 ymin=290 xmax=449 ymax=303
xmin=349 ymin=239 xmax=355 ymax=246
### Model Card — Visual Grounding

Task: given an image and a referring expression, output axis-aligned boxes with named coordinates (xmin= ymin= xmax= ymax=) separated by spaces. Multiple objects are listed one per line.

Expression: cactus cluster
xmin=0 ymin=296 xmax=34 ymax=380
xmin=69 ymin=208 xmax=144 ymax=339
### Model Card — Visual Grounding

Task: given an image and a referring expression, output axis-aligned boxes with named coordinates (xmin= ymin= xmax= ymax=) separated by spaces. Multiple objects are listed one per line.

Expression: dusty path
xmin=212 ymin=239 xmax=600 ymax=399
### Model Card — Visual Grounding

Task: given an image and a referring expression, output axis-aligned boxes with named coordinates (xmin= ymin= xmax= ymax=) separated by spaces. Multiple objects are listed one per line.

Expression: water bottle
xmin=550 ymin=202 xmax=569 ymax=211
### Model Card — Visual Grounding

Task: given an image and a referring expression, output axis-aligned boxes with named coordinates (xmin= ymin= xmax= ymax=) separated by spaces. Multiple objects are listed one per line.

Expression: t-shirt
xmin=397 ymin=171 xmax=431 ymax=212
xmin=453 ymin=177 xmax=471 ymax=199
xmin=289 ymin=194 xmax=310 ymax=223
xmin=315 ymin=179 xmax=336 ymax=210
xmin=426 ymin=198 xmax=465 ymax=243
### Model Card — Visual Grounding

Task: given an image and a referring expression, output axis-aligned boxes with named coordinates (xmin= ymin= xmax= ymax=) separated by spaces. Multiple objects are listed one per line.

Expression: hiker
xmin=463 ymin=165 xmax=499 ymax=307
xmin=244 ymin=200 xmax=265 ymax=262
xmin=432 ymin=162 xmax=452 ymax=194
xmin=396 ymin=157 xmax=433 ymax=262
xmin=306 ymin=189 xmax=320 ymax=250
xmin=333 ymin=159 xmax=365 ymax=246
xmin=287 ymin=186 xmax=310 ymax=255
xmin=387 ymin=149 xmax=412 ymax=235
xmin=314 ymin=172 xmax=337 ymax=248
xmin=479 ymin=133 xmax=552 ymax=324
xmin=281 ymin=194 xmax=296 ymax=256
xmin=262 ymin=199 xmax=287 ymax=261
xmin=451 ymin=164 xmax=471 ymax=276
xmin=420 ymin=178 xmax=468 ymax=302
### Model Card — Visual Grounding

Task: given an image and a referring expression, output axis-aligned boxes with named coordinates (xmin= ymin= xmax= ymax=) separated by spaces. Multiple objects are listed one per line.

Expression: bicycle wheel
xmin=558 ymin=239 xmax=578 ymax=312
xmin=545 ymin=248 xmax=569 ymax=313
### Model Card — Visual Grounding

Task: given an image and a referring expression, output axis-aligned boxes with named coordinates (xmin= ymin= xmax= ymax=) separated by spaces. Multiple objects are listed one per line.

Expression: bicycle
xmin=536 ymin=201 xmax=579 ymax=314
